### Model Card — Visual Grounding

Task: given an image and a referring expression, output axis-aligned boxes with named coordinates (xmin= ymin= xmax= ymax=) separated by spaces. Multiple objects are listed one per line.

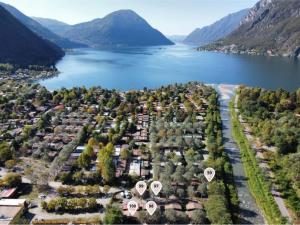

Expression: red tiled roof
xmin=54 ymin=104 xmax=64 ymax=110
xmin=0 ymin=188 xmax=17 ymax=198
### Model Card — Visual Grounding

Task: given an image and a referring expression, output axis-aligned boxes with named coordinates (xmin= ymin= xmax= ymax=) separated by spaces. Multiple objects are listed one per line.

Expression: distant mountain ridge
xmin=0 ymin=2 xmax=84 ymax=48
xmin=201 ymin=0 xmax=300 ymax=58
xmin=167 ymin=35 xmax=186 ymax=43
xmin=0 ymin=5 xmax=64 ymax=66
xmin=36 ymin=10 xmax=174 ymax=48
xmin=33 ymin=17 xmax=72 ymax=36
xmin=184 ymin=9 xmax=249 ymax=46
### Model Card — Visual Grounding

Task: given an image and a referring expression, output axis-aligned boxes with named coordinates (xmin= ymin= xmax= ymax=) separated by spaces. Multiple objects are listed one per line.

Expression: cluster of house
xmin=0 ymin=102 xmax=51 ymax=143
xmin=114 ymin=104 xmax=151 ymax=180
xmin=132 ymin=112 xmax=149 ymax=142
xmin=0 ymin=69 xmax=57 ymax=82
xmin=122 ymin=197 xmax=204 ymax=218
xmin=61 ymin=146 xmax=87 ymax=173
xmin=31 ymin=108 xmax=95 ymax=160
xmin=119 ymin=92 xmax=208 ymax=218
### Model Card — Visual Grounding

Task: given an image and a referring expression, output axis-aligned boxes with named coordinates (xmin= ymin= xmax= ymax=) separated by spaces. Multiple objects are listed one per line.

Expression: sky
xmin=1 ymin=0 xmax=258 ymax=35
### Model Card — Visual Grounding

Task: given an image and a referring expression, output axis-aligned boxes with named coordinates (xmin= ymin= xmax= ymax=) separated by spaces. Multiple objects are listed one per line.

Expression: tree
xmin=37 ymin=113 xmax=51 ymax=131
xmin=161 ymin=180 xmax=174 ymax=197
xmin=78 ymin=126 xmax=89 ymax=144
xmin=0 ymin=142 xmax=12 ymax=165
xmin=2 ymin=173 xmax=22 ymax=188
xmin=191 ymin=209 xmax=206 ymax=224
xmin=165 ymin=209 xmax=189 ymax=224
xmin=5 ymin=159 xmax=16 ymax=169
xmin=172 ymin=165 xmax=186 ymax=184
xmin=73 ymin=171 xmax=84 ymax=184
xmin=138 ymin=210 xmax=163 ymax=224
xmin=176 ymin=188 xmax=186 ymax=198
xmin=207 ymin=181 xmax=225 ymax=196
xmin=104 ymin=204 xmax=123 ymax=224
xmin=164 ymin=209 xmax=177 ymax=224
xmin=187 ymin=185 xmax=195 ymax=198
xmin=77 ymin=152 xmax=90 ymax=169
xmin=22 ymin=125 xmax=33 ymax=139
xmin=205 ymin=195 xmax=232 ymax=224
xmin=97 ymin=143 xmax=115 ymax=183
xmin=197 ymin=183 xmax=208 ymax=198
xmin=120 ymin=148 xmax=130 ymax=160
xmin=103 ymin=185 xmax=110 ymax=194
xmin=77 ymin=146 xmax=94 ymax=169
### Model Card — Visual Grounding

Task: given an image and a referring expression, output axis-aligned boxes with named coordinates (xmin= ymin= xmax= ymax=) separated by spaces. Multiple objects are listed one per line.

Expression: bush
xmin=104 ymin=204 xmax=123 ymax=224
xmin=57 ymin=185 xmax=101 ymax=197
xmin=42 ymin=197 xmax=99 ymax=213
xmin=1 ymin=173 xmax=22 ymax=188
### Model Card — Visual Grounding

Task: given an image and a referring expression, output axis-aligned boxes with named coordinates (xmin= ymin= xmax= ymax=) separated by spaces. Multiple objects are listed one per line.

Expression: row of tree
xmin=41 ymin=197 xmax=99 ymax=213
xmin=204 ymin=91 xmax=236 ymax=224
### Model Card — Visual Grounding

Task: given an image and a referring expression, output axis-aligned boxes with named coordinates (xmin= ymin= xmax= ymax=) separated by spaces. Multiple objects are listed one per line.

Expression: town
xmin=0 ymin=79 xmax=234 ymax=224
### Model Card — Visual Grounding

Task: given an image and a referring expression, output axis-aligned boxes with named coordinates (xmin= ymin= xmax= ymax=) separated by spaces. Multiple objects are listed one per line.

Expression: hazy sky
xmin=1 ymin=0 xmax=258 ymax=35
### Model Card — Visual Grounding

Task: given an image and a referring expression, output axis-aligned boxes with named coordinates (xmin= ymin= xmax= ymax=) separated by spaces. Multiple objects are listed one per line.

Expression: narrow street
xmin=215 ymin=84 xmax=265 ymax=224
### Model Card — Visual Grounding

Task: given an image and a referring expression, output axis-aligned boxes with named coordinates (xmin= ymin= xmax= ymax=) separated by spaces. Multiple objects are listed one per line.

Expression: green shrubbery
xmin=41 ymin=197 xmax=99 ymax=213
xmin=57 ymin=185 xmax=101 ymax=197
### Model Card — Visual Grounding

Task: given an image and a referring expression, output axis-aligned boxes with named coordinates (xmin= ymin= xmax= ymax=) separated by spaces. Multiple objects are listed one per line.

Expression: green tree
xmin=5 ymin=159 xmax=16 ymax=169
xmin=164 ymin=209 xmax=178 ymax=224
xmin=191 ymin=209 xmax=206 ymax=224
xmin=205 ymin=195 xmax=232 ymax=224
xmin=0 ymin=142 xmax=12 ymax=165
xmin=138 ymin=210 xmax=163 ymax=224
xmin=104 ymin=204 xmax=123 ymax=224
xmin=97 ymin=143 xmax=115 ymax=183
xmin=2 ymin=173 xmax=22 ymax=188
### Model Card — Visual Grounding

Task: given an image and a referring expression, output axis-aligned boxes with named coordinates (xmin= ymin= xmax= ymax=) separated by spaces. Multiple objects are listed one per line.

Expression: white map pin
xmin=145 ymin=201 xmax=157 ymax=216
xmin=127 ymin=200 xmax=139 ymax=216
xmin=204 ymin=167 xmax=215 ymax=182
xmin=150 ymin=181 xmax=162 ymax=195
xmin=135 ymin=181 xmax=147 ymax=196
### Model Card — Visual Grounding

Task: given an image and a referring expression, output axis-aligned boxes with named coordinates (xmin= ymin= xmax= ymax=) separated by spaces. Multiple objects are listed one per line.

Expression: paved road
xmin=215 ymin=84 xmax=265 ymax=224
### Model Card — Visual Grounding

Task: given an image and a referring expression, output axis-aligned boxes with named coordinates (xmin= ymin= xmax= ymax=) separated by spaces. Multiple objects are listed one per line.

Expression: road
xmin=215 ymin=84 xmax=265 ymax=224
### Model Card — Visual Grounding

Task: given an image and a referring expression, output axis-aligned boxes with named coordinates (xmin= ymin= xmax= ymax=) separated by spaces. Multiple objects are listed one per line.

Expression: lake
xmin=39 ymin=44 xmax=300 ymax=91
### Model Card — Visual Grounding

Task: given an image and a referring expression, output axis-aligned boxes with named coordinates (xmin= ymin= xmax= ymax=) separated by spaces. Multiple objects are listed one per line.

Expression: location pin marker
xmin=150 ymin=181 xmax=162 ymax=196
xmin=204 ymin=167 xmax=215 ymax=182
xmin=135 ymin=181 xmax=147 ymax=196
xmin=145 ymin=201 xmax=157 ymax=216
xmin=127 ymin=200 xmax=139 ymax=216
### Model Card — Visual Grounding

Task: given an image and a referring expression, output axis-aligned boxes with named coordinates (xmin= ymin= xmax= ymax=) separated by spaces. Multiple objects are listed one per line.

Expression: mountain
xmin=33 ymin=17 xmax=72 ymax=36
xmin=0 ymin=2 xmax=84 ymax=48
xmin=167 ymin=35 xmax=186 ymax=43
xmin=0 ymin=5 xmax=64 ymax=66
xmin=184 ymin=9 xmax=249 ymax=46
xmin=61 ymin=10 xmax=174 ymax=47
xmin=202 ymin=0 xmax=300 ymax=58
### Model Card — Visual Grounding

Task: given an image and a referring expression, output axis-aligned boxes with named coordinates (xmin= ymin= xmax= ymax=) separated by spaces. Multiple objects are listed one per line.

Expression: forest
xmin=237 ymin=86 xmax=300 ymax=219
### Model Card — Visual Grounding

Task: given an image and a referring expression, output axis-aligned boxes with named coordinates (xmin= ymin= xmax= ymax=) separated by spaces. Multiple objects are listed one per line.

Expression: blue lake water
xmin=40 ymin=44 xmax=300 ymax=91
